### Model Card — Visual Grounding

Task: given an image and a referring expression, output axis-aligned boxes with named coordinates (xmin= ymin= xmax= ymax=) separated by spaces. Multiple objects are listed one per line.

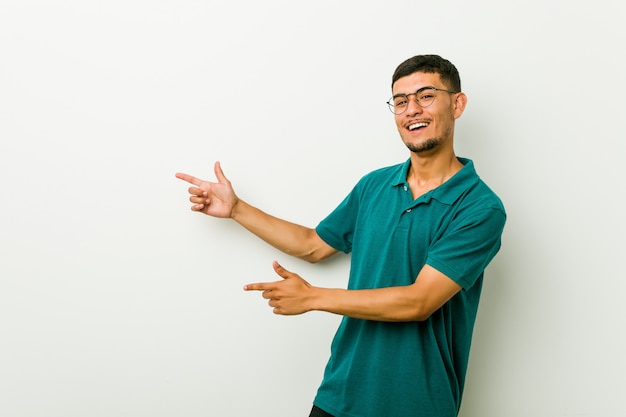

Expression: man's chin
xmin=405 ymin=138 xmax=440 ymax=153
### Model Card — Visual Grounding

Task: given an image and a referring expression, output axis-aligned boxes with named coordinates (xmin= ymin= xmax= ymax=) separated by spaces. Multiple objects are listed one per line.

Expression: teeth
xmin=409 ymin=122 xmax=428 ymax=131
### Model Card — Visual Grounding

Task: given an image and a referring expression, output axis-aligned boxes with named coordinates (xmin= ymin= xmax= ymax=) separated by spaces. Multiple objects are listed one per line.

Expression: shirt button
xmin=406 ymin=209 xmax=412 ymax=213
xmin=403 ymin=185 xmax=408 ymax=191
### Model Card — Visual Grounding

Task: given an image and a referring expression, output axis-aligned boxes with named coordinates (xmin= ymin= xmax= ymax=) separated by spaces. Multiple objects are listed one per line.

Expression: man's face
xmin=391 ymin=72 xmax=464 ymax=155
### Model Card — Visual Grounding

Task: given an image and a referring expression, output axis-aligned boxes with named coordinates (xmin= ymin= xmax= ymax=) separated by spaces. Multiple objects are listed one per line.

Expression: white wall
xmin=1 ymin=1 xmax=625 ymax=416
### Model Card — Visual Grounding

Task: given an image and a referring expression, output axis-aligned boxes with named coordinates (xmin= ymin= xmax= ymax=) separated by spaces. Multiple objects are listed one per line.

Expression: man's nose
xmin=405 ymin=94 xmax=423 ymax=114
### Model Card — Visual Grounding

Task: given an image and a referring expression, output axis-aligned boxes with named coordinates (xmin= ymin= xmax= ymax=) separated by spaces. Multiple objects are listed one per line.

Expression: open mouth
xmin=408 ymin=122 xmax=429 ymax=131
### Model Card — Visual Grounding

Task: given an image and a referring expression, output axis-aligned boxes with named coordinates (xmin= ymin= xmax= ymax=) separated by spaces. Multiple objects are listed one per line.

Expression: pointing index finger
xmin=243 ymin=282 xmax=274 ymax=291
xmin=175 ymin=172 xmax=203 ymax=187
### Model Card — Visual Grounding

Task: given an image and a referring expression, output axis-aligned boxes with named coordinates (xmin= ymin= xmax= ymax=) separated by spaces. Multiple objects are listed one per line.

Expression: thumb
xmin=272 ymin=260 xmax=290 ymax=280
xmin=214 ymin=161 xmax=229 ymax=184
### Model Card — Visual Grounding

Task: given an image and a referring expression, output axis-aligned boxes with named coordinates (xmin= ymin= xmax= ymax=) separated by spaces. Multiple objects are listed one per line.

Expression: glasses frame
xmin=386 ymin=86 xmax=459 ymax=115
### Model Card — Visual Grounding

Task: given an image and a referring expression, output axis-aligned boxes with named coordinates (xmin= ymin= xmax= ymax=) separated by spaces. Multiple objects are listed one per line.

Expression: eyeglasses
xmin=386 ymin=86 xmax=459 ymax=115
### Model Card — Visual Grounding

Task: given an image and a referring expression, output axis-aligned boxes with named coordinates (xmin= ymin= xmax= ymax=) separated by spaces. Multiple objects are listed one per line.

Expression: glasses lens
xmin=389 ymin=95 xmax=408 ymax=114
xmin=417 ymin=88 xmax=436 ymax=107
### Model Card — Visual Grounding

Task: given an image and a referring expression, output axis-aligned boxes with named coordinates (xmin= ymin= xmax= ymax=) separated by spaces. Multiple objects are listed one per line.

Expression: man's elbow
xmin=300 ymin=249 xmax=333 ymax=264
xmin=298 ymin=236 xmax=337 ymax=263
xmin=413 ymin=310 xmax=434 ymax=322
xmin=409 ymin=302 xmax=439 ymax=322
xmin=381 ymin=304 xmax=434 ymax=322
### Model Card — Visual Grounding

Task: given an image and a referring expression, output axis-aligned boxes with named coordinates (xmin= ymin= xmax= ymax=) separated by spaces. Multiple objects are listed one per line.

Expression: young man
xmin=176 ymin=54 xmax=506 ymax=417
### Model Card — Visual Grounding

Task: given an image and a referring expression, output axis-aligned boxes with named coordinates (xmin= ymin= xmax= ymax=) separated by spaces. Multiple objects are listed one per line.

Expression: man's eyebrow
xmin=392 ymin=86 xmax=437 ymax=98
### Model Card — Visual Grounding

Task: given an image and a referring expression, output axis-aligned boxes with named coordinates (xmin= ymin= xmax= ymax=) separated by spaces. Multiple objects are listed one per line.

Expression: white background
xmin=1 ymin=1 xmax=625 ymax=416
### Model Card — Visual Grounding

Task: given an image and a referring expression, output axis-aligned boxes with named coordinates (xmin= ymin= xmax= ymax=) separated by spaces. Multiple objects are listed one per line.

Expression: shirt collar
xmin=391 ymin=157 xmax=479 ymax=205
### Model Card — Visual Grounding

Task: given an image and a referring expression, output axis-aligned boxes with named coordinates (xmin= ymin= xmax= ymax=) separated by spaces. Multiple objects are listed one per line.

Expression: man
xmin=176 ymin=54 xmax=506 ymax=417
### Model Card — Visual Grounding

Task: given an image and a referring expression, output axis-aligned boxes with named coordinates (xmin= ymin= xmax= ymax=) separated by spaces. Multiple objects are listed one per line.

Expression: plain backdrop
xmin=1 ymin=1 xmax=625 ymax=416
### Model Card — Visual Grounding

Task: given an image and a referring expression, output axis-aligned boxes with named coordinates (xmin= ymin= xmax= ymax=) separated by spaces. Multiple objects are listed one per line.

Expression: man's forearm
xmin=311 ymin=286 xmax=427 ymax=322
xmin=231 ymin=199 xmax=334 ymax=262
xmin=310 ymin=266 xmax=462 ymax=322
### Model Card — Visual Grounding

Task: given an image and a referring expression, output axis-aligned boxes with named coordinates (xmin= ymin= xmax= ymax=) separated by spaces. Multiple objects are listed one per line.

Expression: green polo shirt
xmin=313 ymin=157 xmax=506 ymax=417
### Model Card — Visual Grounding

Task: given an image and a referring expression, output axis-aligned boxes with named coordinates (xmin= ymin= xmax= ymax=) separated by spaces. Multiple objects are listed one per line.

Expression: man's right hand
xmin=175 ymin=161 xmax=239 ymax=218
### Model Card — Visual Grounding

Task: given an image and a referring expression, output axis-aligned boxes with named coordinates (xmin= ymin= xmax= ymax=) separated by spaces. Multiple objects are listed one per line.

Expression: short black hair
xmin=391 ymin=54 xmax=461 ymax=92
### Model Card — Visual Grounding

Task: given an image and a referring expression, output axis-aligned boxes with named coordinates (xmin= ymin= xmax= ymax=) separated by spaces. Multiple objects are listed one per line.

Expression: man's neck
xmin=406 ymin=152 xmax=463 ymax=199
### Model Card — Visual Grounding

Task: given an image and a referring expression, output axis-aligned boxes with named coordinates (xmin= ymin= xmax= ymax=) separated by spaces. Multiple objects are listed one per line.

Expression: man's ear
xmin=453 ymin=92 xmax=468 ymax=119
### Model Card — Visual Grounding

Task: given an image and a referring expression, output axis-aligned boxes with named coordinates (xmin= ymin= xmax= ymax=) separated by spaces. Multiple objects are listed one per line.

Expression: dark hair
xmin=391 ymin=54 xmax=461 ymax=92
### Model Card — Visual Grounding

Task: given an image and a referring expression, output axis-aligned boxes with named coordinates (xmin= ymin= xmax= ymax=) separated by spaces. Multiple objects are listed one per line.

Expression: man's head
xmin=390 ymin=55 xmax=466 ymax=155
xmin=392 ymin=54 xmax=461 ymax=92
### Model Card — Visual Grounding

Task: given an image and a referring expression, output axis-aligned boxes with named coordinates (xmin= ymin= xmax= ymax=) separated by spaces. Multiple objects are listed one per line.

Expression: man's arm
xmin=176 ymin=161 xmax=337 ymax=263
xmin=245 ymin=261 xmax=462 ymax=322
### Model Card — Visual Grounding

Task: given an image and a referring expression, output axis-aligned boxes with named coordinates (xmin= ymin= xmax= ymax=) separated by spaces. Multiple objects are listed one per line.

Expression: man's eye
xmin=394 ymin=98 xmax=408 ymax=106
